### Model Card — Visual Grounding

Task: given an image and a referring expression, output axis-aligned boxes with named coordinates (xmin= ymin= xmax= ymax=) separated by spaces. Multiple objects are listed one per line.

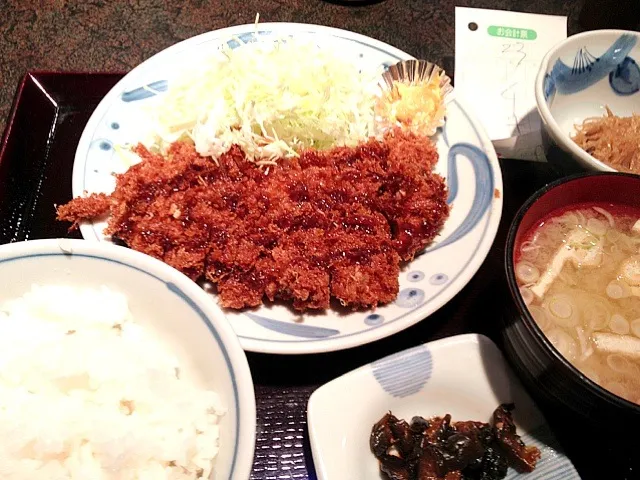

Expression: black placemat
xmin=2 ymin=72 xmax=637 ymax=479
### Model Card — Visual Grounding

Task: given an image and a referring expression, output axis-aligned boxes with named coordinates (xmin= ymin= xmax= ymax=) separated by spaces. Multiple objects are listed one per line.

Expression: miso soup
xmin=515 ymin=203 xmax=640 ymax=405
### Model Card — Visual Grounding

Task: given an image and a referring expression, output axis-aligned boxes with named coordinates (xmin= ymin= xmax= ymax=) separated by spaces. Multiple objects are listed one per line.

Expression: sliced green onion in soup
xmin=546 ymin=328 xmax=578 ymax=362
xmin=586 ymin=217 xmax=607 ymax=237
xmin=619 ymin=233 xmax=637 ymax=252
xmin=606 ymin=229 xmax=621 ymax=243
xmin=606 ymin=280 xmax=631 ymax=299
xmin=515 ymin=262 xmax=540 ymax=284
xmin=593 ymin=207 xmax=615 ymax=228
xmin=519 ymin=241 xmax=540 ymax=259
xmin=564 ymin=211 xmax=580 ymax=225
xmin=555 ymin=211 xmax=580 ymax=227
xmin=582 ymin=299 xmax=612 ymax=330
xmin=542 ymin=294 xmax=580 ymax=328
xmin=569 ymin=231 xmax=599 ymax=251
xmin=610 ymin=313 xmax=631 ymax=335
xmin=619 ymin=255 xmax=640 ymax=286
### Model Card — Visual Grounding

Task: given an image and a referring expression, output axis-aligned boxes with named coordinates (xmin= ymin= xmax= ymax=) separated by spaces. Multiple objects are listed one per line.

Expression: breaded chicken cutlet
xmin=58 ymin=130 xmax=449 ymax=311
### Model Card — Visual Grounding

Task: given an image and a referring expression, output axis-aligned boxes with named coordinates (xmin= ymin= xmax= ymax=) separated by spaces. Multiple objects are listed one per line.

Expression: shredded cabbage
xmin=145 ymin=36 xmax=382 ymax=164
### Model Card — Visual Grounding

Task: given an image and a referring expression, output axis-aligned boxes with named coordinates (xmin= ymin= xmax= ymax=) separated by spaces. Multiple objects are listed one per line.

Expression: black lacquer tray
xmin=1 ymin=72 xmax=636 ymax=480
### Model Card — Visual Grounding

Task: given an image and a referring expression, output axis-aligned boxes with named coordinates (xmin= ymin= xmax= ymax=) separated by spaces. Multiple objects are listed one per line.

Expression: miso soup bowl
xmin=503 ymin=173 xmax=640 ymax=431
xmin=535 ymin=30 xmax=640 ymax=175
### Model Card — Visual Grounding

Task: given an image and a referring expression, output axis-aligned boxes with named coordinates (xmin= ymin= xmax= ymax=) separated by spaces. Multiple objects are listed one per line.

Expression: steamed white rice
xmin=0 ymin=285 xmax=224 ymax=480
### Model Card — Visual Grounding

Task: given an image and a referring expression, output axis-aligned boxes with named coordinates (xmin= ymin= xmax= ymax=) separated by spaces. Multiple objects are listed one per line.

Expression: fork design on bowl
xmin=543 ymin=34 xmax=639 ymax=101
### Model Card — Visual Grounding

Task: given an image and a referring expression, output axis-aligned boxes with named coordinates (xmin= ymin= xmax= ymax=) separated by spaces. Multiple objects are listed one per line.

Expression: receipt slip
xmin=455 ymin=7 xmax=567 ymax=161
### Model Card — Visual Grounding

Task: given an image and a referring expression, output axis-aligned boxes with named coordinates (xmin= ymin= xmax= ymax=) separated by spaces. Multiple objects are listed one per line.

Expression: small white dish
xmin=0 ymin=239 xmax=256 ymax=480
xmin=535 ymin=29 xmax=640 ymax=173
xmin=307 ymin=334 xmax=580 ymax=480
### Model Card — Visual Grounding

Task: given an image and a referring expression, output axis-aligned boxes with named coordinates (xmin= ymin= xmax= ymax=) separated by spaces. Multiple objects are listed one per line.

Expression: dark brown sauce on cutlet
xmin=57 ymin=130 xmax=449 ymax=311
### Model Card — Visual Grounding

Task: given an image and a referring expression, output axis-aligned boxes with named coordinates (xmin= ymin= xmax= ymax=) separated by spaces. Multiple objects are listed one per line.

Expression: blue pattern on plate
xmin=371 ymin=344 xmax=433 ymax=397
xmin=364 ymin=314 xmax=384 ymax=326
xmin=246 ymin=313 xmax=340 ymax=338
xmin=90 ymin=139 xmax=113 ymax=152
xmin=546 ymin=34 xmax=637 ymax=97
xmin=110 ymin=122 xmax=120 ymax=130
xmin=227 ymin=32 xmax=260 ymax=48
xmin=441 ymin=118 xmax=450 ymax=147
xmin=429 ymin=273 xmax=448 ymax=285
xmin=407 ymin=271 xmax=425 ymax=282
xmin=395 ymin=288 xmax=425 ymax=308
xmin=424 ymin=143 xmax=494 ymax=253
xmin=504 ymin=423 xmax=579 ymax=479
xmin=543 ymin=73 xmax=557 ymax=103
xmin=609 ymin=56 xmax=640 ymax=95
xmin=121 ymin=80 xmax=169 ymax=102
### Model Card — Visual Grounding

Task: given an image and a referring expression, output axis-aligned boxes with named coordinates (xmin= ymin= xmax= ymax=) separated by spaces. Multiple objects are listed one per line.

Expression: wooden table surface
xmin=0 ymin=0 xmax=594 ymax=134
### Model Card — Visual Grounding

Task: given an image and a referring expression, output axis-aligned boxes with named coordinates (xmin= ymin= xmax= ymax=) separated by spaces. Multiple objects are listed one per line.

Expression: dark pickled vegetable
xmin=371 ymin=413 xmax=396 ymax=458
xmin=411 ymin=416 xmax=430 ymax=433
xmin=493 ymin=404 xmax=541 ymax=473
xmin=441 ymin=432 xmax=485 ymax=471
xmin=425 ymin=414 xmax=451 ymax=443
xmin=380 ymin=454 xmax=412 ymax=480
xmin=370 ymin=404 xmax=540 ymax=480
xmin=390 ymin=417 xmax=416 ymax=458
xmin=417 ymin=444 xmax=447 ymax=480
xmin=471 ymin=444 xmax=509 ymax=480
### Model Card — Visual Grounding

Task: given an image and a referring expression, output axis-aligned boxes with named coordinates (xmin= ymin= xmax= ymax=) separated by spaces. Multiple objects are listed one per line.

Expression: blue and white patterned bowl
xmin=71 ymin=22 xmax=503 ymax=354
xmin=535 ymin=29 xmax=640 ymax=174
xmin=308 ymin=334 xmax=580 ymax=479
xmin=0 ymin=239 xmax=256 ymax=480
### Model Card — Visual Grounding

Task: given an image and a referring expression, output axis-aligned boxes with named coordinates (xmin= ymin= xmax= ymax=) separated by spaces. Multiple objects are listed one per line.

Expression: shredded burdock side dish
xmin=572 ymin=106 xmax=640 ymax=173
xmin=58 ymin=129 xmax=449 ymax=311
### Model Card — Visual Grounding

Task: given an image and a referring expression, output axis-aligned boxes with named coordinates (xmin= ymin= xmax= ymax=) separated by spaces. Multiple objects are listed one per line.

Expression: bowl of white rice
xmin=0 ymin=238 xmax=256 ymax=480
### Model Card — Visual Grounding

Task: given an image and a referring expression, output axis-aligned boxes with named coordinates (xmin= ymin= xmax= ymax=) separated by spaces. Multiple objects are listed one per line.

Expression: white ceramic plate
xmin=307 ymin=334 xmax=580 ymax=480
xmin=72 ymin=23 xmax=503 ymax=354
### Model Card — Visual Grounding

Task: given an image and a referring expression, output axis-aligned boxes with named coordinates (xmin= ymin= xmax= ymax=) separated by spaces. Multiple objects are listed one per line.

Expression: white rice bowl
xmin=0 ymin=239 xmax=256 ymax=480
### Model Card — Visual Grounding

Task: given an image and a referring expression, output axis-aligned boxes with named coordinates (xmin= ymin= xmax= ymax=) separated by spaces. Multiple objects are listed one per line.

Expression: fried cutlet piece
xmin=159 ymin=188 xmax=217 ymax=280
xmin=263 ymin=228 xmax=333 ymax=310
xmin=328 ymin=231 xmax=400 ymax=307
xmin=56 ymin=193 xmax=111 ymax=223
xmin=216 ymin=229 xmax=333 ymax=310
xmin=57 ymin=129 xmax=449 ymax=311
xmin=106 ymin=145 xmax=214 ymax=268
